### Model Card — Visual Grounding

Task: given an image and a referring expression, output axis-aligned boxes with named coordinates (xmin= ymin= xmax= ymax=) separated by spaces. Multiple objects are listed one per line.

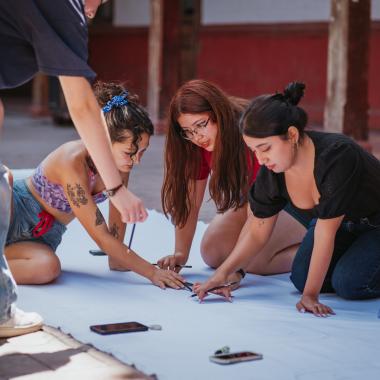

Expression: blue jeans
xmin=0 ymin=164 xmax=17 ymax=323
xmin=6 ymin=179 xmax=67 ymax=251
xmin=286 ymin=206 xmax=380 ymax=300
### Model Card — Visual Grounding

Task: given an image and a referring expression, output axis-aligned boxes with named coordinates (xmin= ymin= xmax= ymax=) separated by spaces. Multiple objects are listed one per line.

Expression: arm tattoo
xmin=110 ymin=223 xmax=120 ymax=239
xmin=95 ymin=208 xmax=105 ymax=226
xmin=66 ymin=183 xmax=88 ymax=208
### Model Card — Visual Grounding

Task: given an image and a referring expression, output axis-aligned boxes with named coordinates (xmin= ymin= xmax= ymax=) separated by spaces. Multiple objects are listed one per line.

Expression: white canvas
xmin=12 ymin=171 xmax=380 ymax=380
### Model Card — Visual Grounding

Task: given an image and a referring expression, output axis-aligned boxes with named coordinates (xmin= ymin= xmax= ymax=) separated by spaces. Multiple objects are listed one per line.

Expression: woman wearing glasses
xmin=4 ymin=81 xmax=184 ymax=289
xmin=157 ymin=79 xmax=305 ymax=286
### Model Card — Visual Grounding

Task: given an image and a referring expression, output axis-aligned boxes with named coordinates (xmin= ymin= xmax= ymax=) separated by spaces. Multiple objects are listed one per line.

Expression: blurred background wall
xmin=1 ymin=0 xmax=379 ymax=130
xmin=87 ymin=0 xmax=380 ymax=129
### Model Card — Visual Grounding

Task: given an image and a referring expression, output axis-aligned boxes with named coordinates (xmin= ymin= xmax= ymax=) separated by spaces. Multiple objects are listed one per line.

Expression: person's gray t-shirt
xmin=0 ymin=0 xmax=95 ymax=89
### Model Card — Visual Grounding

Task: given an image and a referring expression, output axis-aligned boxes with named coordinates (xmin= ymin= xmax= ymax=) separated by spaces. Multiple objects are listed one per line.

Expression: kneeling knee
xmin=331 ymin=275 xmax=374 ymax=300
xmin=37 ymin=256 xmax=61 ymax=284
xmin=200 ymin=240 xmax=223 ymax=269
xmin=332 ymin=280 xmax=360 ymax=300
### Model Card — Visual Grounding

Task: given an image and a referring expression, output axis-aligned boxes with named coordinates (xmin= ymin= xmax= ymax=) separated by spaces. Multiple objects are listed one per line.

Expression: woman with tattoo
xmin=193 ymin=82 xmax=380 ymax=316
xmin=157 ymin=80 xmax=305 ymax=288
xmin=5 ymin=82 xmax=185 ymax=290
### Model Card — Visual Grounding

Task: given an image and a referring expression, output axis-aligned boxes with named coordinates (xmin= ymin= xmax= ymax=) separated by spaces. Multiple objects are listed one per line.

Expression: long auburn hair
xmin=161 ymin=79 xmax=251 ymax=227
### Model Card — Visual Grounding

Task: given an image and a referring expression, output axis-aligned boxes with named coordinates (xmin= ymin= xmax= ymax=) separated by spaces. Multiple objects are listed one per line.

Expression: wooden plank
xmin=147 ymin=0 xmax=163 ymax=124
xmin=147 ymin=0 xmax=201 ymax=127
xmin=324 ymin=0 xmax=370 ymax=142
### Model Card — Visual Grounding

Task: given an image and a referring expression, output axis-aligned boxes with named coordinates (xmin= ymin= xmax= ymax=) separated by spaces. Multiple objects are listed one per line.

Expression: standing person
xmin=194 ymin=82 xmax=380 ymax=317
xmin=4 ymin=82 xmax=185 ymax=289
xmin=0 ymin=0 xmax=145 ymax=337
xmin=157 ymin=80 xmax=305 ymax=286
xmin=1 ymin=158 xmax=44 ymax=337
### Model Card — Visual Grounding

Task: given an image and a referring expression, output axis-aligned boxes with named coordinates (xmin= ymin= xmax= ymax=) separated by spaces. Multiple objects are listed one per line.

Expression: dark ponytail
xmin=240 ymin=81 xmax=308 ymax=139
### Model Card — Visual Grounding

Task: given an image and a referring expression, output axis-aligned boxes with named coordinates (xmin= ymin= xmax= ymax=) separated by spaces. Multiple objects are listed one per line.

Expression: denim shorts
xmin=6 ymin=179 xmax=67 ymax=251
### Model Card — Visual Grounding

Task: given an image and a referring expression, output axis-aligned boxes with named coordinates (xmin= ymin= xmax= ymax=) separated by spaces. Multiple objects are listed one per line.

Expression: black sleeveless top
xmin=249 ymin=131 xmax=380 ymax=221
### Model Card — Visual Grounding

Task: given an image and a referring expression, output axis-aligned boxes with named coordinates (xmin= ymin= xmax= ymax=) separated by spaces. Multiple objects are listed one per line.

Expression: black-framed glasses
xmin=179 ymin=117 xmax=210 ymax=140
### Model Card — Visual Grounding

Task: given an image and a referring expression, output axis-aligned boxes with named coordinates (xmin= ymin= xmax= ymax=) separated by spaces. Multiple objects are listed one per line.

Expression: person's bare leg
xmin=200 ymin=206 xmax=247 ymax=268
xmin=245 ymin=210 xmax=305 ymax=275
xmin=200 ymin=203 xmax=306 ymax=275
xmin=5 ymin=242 xmax=61 ymax=284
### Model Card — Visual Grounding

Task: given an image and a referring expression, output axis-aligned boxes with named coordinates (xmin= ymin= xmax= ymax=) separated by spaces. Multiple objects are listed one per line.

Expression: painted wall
xmin=196 ymin=24 xmax=328 ymax=127
xmin=202 ymin=0 xmax=330 ymax=24
xmin=113 ymin=0 xmax=380 ymax=25
xmin=89 ymin=21 xmax=380 ymax=129
xmin=89 ymin=27 xmax=148 ymax=98
xmin=113 ymin=0 xmax=150 ymax=26
xmin=89 ymin=1 xmax=380 ymax=129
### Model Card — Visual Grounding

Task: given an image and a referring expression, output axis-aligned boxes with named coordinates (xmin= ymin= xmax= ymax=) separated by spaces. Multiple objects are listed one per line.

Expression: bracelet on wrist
xmin=104 ymin=183 xmax=123 ymax=198
xmin=236 ymin=268 xmax=246 ymax=279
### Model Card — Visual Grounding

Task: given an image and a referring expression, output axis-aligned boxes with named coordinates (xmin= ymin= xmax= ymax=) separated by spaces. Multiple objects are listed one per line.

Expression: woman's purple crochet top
xmin=31 ymin=165 xmax=107 ymax=213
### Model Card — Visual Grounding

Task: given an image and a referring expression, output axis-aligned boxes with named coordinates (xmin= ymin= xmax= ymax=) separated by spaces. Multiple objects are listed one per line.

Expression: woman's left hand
xmin=296 ymin=294 xmax=335 ymax=317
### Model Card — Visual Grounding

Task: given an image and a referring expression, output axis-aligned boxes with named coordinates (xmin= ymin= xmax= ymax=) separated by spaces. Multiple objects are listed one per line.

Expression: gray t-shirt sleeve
xmin=0 ymin=0 xmax=95 ymax=89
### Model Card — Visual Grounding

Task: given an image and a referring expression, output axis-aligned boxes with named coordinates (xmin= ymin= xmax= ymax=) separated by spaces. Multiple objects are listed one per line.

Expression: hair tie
xmin=102 ymin=91 xmax=129 ymax=113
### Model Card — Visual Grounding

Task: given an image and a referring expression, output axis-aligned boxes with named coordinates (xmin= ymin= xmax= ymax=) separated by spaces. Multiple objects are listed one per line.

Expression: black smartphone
xmin=209 ymin=351 xmax=263 ymax=365
xmin=89 ymin=249 xmax=107 ymax=256
xmin=90 ymin=321 xmax=149 ymax=335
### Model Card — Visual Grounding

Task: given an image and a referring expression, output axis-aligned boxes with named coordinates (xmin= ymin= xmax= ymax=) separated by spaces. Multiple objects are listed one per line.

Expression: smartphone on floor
xmin=209 ymin=351 xmax=263 ymax=365
xmin=89 ymin=249 xmax=107 ymax=256
xmin=90 ymin=321 xmax=149 ymax=335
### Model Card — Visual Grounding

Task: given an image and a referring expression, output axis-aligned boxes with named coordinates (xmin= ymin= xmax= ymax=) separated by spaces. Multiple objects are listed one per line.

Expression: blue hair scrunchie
xmin=102 ymin=91 xmax=129 ymax=113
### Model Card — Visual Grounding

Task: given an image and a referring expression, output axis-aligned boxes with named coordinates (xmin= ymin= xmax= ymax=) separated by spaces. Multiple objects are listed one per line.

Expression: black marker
xmin=89 ymin=223 xmax=136 ymax=256
xmin=190 ymin=281 xmax=238 ymax=297
xmin=128 ymin=223 xmax=136 ymax=249
xmin=152 ymin=264 xmax=193 ymax=269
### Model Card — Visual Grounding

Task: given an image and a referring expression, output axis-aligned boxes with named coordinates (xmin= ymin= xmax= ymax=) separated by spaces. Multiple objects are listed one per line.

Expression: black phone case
xmin=90 ymin=322 xmax=149 ymax=335
xmin=89 ymin=249 xmax=107 ymax=256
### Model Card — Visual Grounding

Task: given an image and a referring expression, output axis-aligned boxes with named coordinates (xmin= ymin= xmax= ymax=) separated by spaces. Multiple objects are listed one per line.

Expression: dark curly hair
xmin=94 ymin=81 xmax=154 ymax=157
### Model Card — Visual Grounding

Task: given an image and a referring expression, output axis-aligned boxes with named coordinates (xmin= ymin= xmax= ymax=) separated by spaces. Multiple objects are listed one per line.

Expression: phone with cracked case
xmin=209 ymin=351 xmax=263 ymax=365
xmin=90 ymin=321 xmax=149 ymax=335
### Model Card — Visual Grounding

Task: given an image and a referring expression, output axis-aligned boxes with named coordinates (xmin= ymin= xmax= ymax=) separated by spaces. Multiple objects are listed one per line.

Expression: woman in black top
xmin=193 ymin=82 xmax=380 ymax=316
